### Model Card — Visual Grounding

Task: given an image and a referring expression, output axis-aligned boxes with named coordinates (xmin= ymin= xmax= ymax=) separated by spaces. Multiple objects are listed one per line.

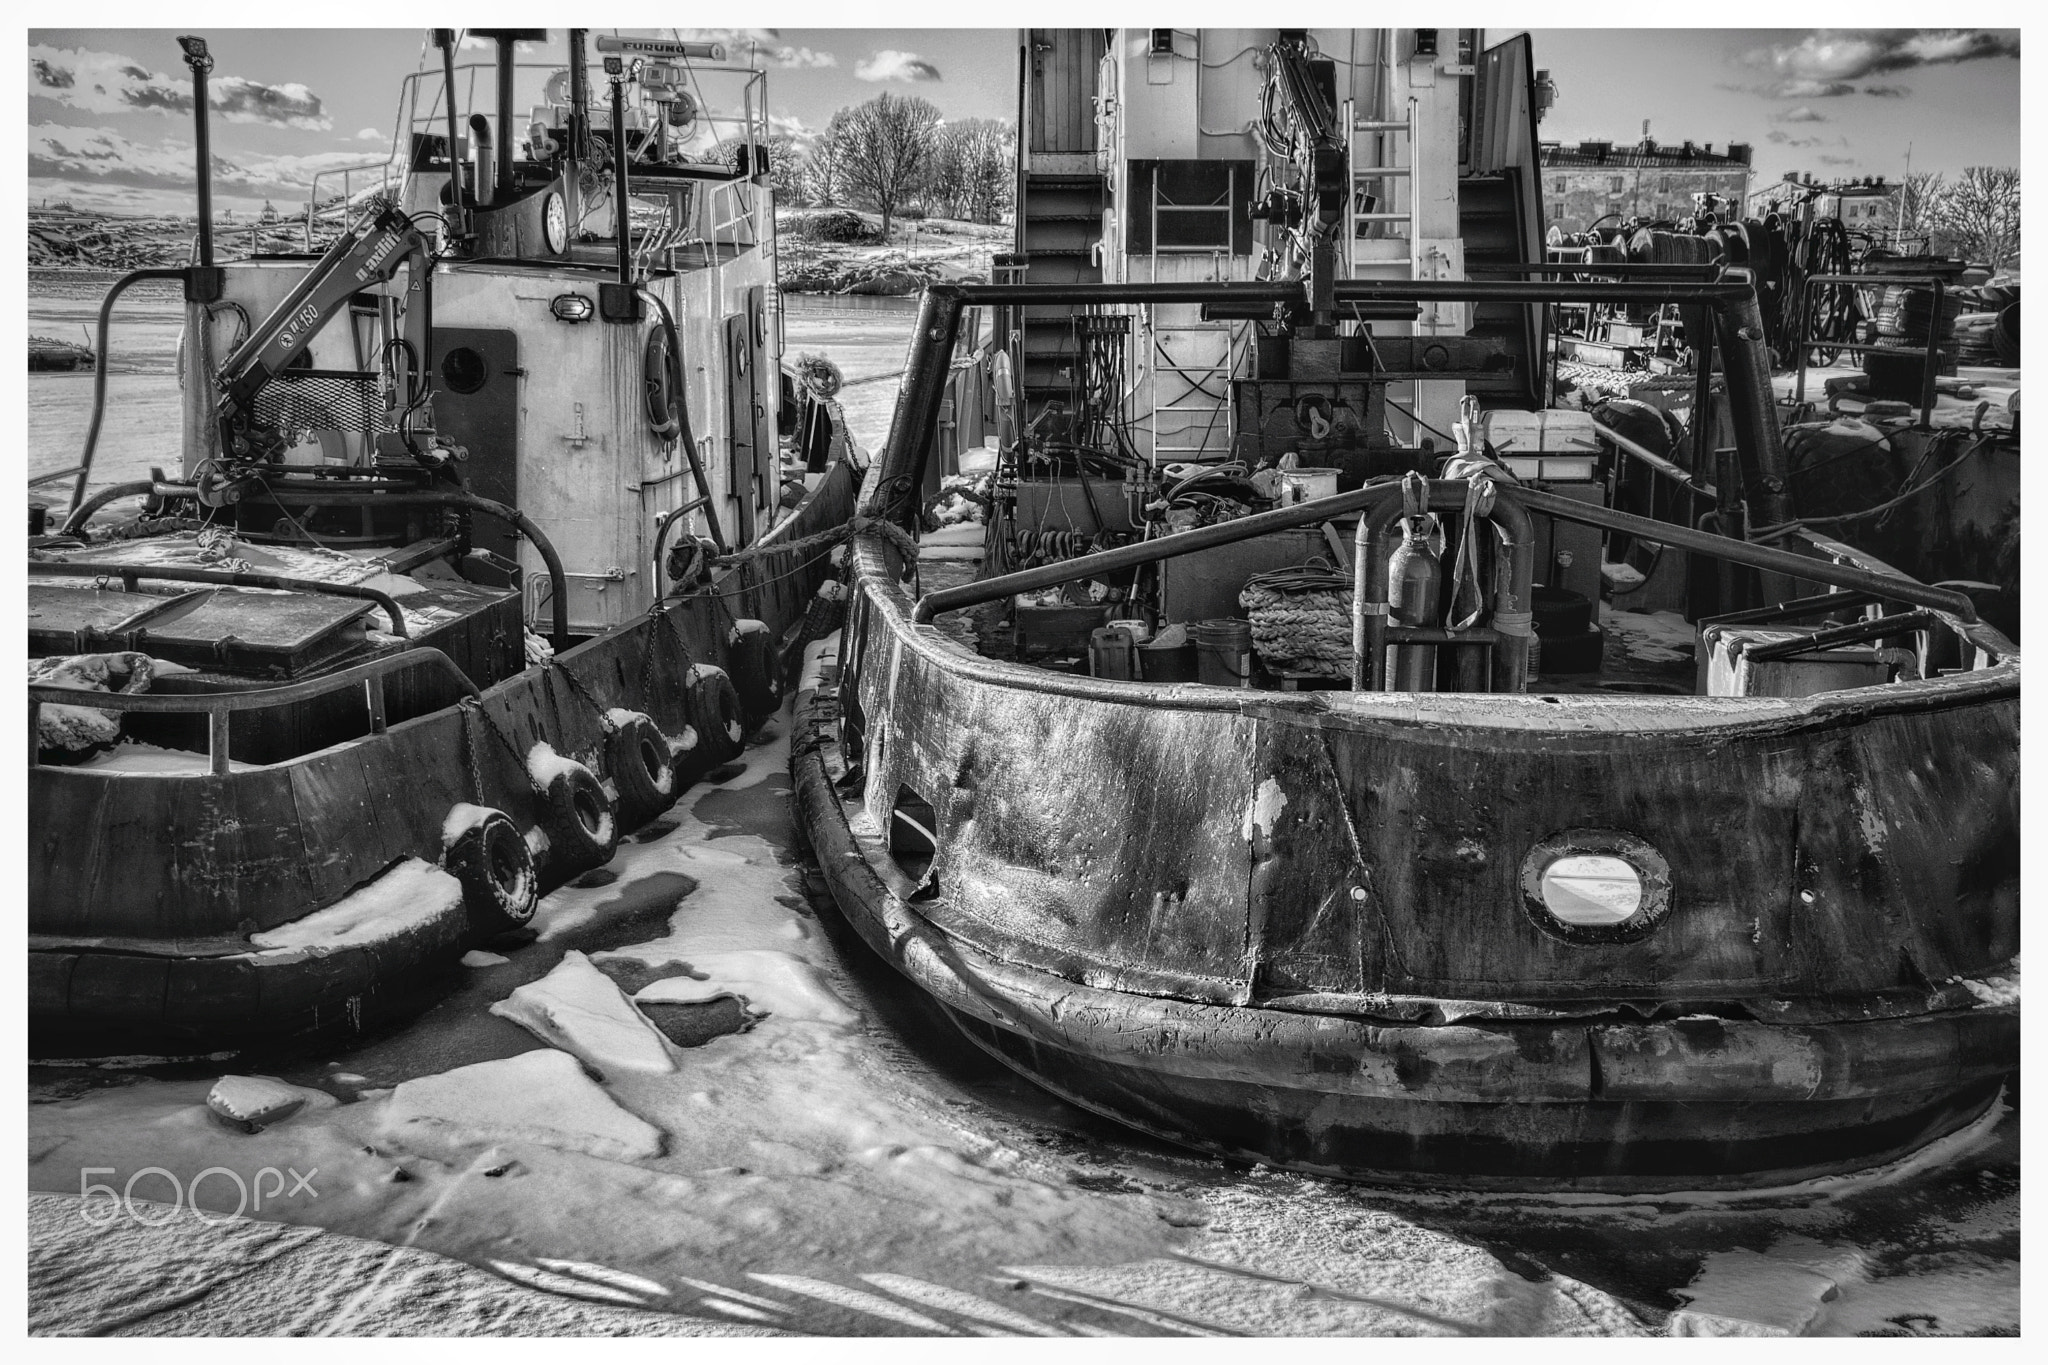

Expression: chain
xmin=460 ymin=696 xmax=541 ymax=794
xmin=638 ymin=600 xmax=698 ymax=719
xmin=460 ymin=701 xmax=485 ymax=805
xmin=549 ymin=658 xmax=616 ymax=733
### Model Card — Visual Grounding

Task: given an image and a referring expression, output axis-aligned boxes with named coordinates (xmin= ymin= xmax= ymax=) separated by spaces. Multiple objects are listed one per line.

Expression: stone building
xmin=1745 ymin=174 xmax=1901 ymax=235
xmin=1539 ymin=135 xmax=1753 ymax=234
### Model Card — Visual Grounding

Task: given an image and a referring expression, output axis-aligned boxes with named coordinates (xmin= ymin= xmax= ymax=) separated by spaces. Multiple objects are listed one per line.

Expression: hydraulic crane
xmin=211 ymin=206 xmax=438 ymax=485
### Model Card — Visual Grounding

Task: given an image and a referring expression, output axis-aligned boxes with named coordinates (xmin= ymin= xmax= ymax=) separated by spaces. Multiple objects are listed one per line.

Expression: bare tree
xmin=711 ymin=132 xmax=809 ymax=203
xmin=926 ymin=118 xmax=1015 ymax=224
xmin=1896 ymin=171 xmax=1946 ymax=242
xmin=828 ymin=92 xmax=942 ymax=238
xmin=1932 ymin=166 xmax=2020 ymax=271
xmin=801 ymin=127 xmax=847 ymax=207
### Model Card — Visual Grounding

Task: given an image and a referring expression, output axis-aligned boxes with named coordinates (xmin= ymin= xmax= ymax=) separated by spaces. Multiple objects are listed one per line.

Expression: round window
xmin=1520 ymin=830 xmax=1672 ymax=945
xmin=441 ymin=346 xmax=489 ymax=394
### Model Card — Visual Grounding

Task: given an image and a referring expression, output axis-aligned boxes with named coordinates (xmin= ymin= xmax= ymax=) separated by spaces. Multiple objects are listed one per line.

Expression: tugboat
xmin=29 ymin=30 xmax=860 ymax=1057
xmin=792 ymin=29 xmax=2018 ymax=1190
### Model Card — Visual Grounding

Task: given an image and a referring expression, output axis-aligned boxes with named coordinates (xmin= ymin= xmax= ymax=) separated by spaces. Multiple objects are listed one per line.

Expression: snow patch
xmin=248 ymin=859 xmax=460 ymax=952
xmin=461 ymin=950 xmax=509 ymax=968
xmin=605 ymin=708 xmax=652 ymax=731
xmin=686 ymin=664 xmax=729 ymax=685
xmin=798 ymin=631 xmax=842 ymax=696
xmin=441 ymin=802 xmax=497 ymax=848
xmin=1950 ymin=955 xmax=2018 ymax=1006
xmin=526 ymin=740 xmax=583 ymax=790
xmin=73 ymin=741 xmax=254 ymax=774
xmin=490 ymin=951 xmax=679 ymax=1075
xmin=381 ymin=1050 xmax=665 ymax=1162
xmin=629 ymin=950 xmax=859 ymax=1027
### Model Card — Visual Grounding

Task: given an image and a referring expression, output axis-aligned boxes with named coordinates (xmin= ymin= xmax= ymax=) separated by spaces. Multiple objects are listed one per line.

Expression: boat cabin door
xmin=724 ymin=285 xmax=774 ymax=545
xmin=431 ymin=326 xmax=521 ymax=566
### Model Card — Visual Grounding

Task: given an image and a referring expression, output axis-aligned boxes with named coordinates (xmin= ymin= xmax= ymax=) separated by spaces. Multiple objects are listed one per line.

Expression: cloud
xmin=1741 ymin=28 xmax=2018 ymax=83
xmin=1774 ymin=106 xmax=1828 ymax=123
xmin=671 ymin=29 xmax=837 ymax=68
xmin=356 ymin=127 xmax=383 ymax=141
xmin=1861 ymin=84 xmax=1910 ymax=97
xmin=1819 ymin=154 xmax=1857 ymax=166
xmin=1765 ymin=130 xmax=1825 ymax=148
xmin=30 ymin=122 xmax=384 ymax=201
xmin=28 ymin=43 xmax=331 ymax=130
xmin=855 ymin=50 xmax=941 ymax=82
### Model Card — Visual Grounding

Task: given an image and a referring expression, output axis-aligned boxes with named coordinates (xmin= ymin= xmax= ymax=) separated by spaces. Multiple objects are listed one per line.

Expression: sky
xmin=24 ymin=26 xmax=2022 ymax=218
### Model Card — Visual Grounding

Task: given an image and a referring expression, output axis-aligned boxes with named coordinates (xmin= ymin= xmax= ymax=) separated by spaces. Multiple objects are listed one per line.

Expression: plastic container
xmin=1194 ymin=618 xmax=1255 ymax=688
xmin=1106 ymin=617 xmax=1152 ymax=644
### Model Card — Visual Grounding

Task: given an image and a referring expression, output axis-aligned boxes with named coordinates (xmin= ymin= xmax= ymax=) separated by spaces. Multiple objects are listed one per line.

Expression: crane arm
xmin=214 ymin=206 xmax=435 ymax=456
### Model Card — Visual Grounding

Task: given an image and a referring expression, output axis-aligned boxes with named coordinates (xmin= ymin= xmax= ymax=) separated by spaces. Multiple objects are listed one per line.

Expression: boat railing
xmin=337 ymin=59 xmax=772 ymax=244
xmin=1792 ymin=272 xmax=1952 ymax=429
xmin=31 ymin=559 xmax=412 ymax=638
xmin=29 ymin=647 xmax=482 ymax=777
xmin=908 ymin=474 xmax=1988 ymax=661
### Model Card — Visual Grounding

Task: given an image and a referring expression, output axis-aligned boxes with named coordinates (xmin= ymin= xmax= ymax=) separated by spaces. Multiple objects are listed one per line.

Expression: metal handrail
xmin=31 ymin=559 xmax=411 ymax=637
xmin=1793 ymin=271 xmax=1950 ymax=428
xmin=29 ymin=646 xmax=480 ymax=776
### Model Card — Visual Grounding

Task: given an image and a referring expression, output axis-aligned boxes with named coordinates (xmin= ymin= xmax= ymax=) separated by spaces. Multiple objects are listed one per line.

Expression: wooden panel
xmin=1028 ymin=29 xmax=1102 ymax=154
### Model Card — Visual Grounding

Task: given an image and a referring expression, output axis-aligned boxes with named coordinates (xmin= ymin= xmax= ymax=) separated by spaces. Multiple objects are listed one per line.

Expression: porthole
xmin=1519 ymin=829 xmax=1672 ymax=945
xmin=441 ymin=346 xmax=489 ymax=394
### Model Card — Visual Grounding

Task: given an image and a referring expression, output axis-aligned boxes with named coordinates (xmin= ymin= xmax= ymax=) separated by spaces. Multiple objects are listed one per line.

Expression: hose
xmin=70 ymin=268 xmax=192 ymax=513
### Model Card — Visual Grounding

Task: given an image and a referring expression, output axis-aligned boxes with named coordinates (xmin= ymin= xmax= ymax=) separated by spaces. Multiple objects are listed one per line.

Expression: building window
xmin=1609 ymin=176 xmax=1625 ymax=193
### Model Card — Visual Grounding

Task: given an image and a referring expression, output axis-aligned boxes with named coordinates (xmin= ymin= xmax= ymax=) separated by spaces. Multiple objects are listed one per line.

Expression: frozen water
xmin=26 ymin=697 xmax=2021 ymax=1336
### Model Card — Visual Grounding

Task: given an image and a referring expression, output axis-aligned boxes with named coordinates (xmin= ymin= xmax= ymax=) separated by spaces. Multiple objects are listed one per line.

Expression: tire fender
xmin=725 ymin=619 xmax=784 ymax=730
xmin=442 ymin=806 xmax=539 ymax=934
xmin=535 ymin=756 xmax=620 ymax=876
xmin=605 ymin=711 xmax=678 ymax=830
xmin=680 ymin=664 xmax=745 ymax=783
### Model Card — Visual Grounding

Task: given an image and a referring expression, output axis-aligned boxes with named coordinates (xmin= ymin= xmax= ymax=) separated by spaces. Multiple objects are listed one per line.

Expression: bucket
xmin=1137 ymin=642 xmax=1199 ymax=683
xmin=1279 ymin=468 xmax=1341 ymax=505
xmin=1193 ymin=618 xmax=1255 ymax=688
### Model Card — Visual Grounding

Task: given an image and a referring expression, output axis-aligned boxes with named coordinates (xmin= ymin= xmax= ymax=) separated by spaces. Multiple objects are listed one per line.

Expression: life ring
xmin=725 ymin=619 xmax=785 ymax=730
xmin=443 ymin=808 xmax=539 ymax=934
xmin=644 ymin=323 xmax=682 ymax=440
xmin=605 ymin=711 xmax=678 ymax=830
xmin=536 ymin=758 xmax=620 ymax=875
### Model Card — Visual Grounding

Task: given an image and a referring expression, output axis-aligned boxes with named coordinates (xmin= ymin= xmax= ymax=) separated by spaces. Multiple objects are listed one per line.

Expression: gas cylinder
xmin=1386 ymin=515 xmax=1442 ymax=692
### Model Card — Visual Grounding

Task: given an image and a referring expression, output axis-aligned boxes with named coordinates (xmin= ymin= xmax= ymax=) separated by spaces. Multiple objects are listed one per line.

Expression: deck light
xmin=551 ymin=293 xmax=595 ymax=322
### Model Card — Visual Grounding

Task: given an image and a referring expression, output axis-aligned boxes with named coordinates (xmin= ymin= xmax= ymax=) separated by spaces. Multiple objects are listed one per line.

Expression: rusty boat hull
xmin=30 ymin=460 xmax=857 ymax=1059
xmin=792 ymin=480 xmax=2018 ymax=1191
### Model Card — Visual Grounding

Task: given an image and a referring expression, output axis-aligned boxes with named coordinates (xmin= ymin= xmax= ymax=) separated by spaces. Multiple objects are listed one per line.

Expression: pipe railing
xmin=29 ymin=646 xmax=480 ymax=776
xmin=874 ymin=277 xmax=1796 ymax=533
xmin=30 ymin=559 xmax=411 ymax=637
xmin=63 ymin=481 xmax=574 ymax=652
xmin=1793 ymin=272 xmax=1950 ymax=428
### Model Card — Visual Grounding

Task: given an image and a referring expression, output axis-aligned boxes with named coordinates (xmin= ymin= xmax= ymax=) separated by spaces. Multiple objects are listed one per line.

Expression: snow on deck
xmin=247 ymin=857 xmax=461 ymax=952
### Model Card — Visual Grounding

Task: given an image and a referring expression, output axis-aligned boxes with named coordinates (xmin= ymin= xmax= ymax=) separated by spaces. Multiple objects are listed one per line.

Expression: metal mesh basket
xmin=252 ymin=369 xmax=391 ymax=435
